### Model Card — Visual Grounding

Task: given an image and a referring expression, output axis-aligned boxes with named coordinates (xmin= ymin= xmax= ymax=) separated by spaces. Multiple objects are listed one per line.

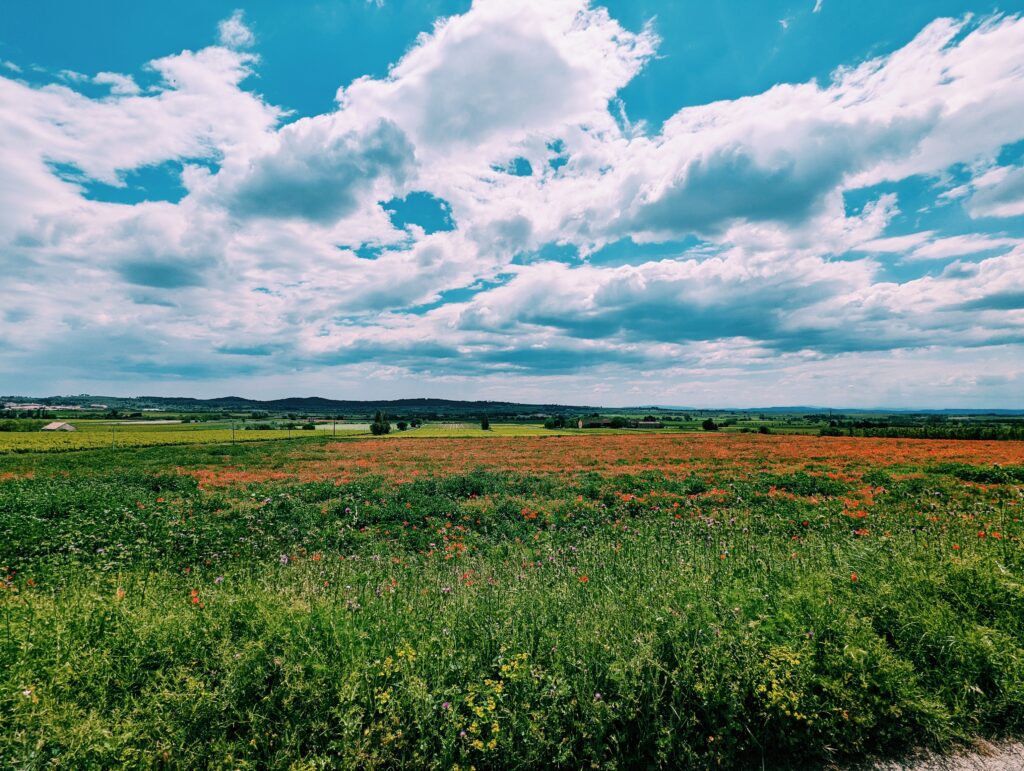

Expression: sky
xmin=2 ymin=0 xmax=1024 ymax=408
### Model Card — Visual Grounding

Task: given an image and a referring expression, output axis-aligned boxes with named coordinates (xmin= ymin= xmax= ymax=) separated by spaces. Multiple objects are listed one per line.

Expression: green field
xmin=0 ymin=421 xmax=664 ymax=453
xmin=2 ymin=432 xmax=1024 ymax=768
xmin=0 ymin=428 xmax=320 ymax=453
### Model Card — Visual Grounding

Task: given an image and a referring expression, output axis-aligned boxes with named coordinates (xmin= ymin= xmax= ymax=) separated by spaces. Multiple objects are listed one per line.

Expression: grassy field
xmin=0 ymin=421 xmax=658 ymax=453
xmin=2 ymin=432 xmax=1024 ymax=768
xmin=0 ymin=428 xmax=325 ymax=453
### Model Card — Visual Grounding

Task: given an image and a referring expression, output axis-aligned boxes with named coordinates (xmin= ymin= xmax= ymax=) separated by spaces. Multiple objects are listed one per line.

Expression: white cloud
xmin=904 ymin=233 xmax=1021 ymax=261
xmin=857 ymin=231 xmax=935 ymax=253
xmin=218 ymin=10 xmax=255 ymax=49
xmin=965 ymin=164 xmax=1024 ymax=218
xmin=93 ymin=71 xmax=141 ymax=96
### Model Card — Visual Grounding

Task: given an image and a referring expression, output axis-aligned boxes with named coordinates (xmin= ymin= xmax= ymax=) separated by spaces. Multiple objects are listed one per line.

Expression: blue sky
xmin=2 ymin=0 xmax=1023 ymax=406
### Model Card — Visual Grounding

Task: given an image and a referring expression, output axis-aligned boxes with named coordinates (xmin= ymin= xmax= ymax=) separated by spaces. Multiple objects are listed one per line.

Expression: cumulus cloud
xmin=218 ymin=10 xmax=255 ymax=49
xmin=1 ymin=2 xmax=1024 ymax=404
xmin=573 ymin=14 xmax=1024 ymax=247
xmin=220 ymin=118 xmax=415 ymax=223
xmin=93 ymin=71 xmax=140 ymax=95
xmin=965 ymin=164 xmax=1024 ymax=218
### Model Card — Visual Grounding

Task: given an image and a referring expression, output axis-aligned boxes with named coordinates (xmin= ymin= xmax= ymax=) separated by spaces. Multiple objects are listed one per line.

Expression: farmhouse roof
xmin=41 ymin=421 xmax=76 ymax=431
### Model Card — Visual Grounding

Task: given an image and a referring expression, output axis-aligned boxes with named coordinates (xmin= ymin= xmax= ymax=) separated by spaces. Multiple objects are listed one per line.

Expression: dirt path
xmin=868 ymin=741 xmax=1024 ymax=770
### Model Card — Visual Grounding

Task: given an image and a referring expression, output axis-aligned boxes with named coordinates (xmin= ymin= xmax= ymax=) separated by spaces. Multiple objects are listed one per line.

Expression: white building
xmin=41 ymin=422 xmax=77 ymax=431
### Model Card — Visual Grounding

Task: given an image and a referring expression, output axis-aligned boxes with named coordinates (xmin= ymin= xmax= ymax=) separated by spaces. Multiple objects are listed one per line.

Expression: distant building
xmin=41 ymin=422 xmax=76 ymax=431
xmin=635 ymin=420 xmax=664 ymax=429
xmin=577 ymin=417 xmax=614 ymax=428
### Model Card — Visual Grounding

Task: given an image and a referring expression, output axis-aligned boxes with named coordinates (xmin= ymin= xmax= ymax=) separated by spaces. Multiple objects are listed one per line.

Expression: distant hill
xmin=3 ymin=395 xmax=1022 ymax=416
xmin=2 ymin=394 xmax=597 ymax=416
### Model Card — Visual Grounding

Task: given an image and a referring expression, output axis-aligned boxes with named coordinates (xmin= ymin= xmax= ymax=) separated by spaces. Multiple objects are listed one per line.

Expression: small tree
xmin=702 ymin=418 xmax=719 ymax=432
xmin=480 ymin=415 xmax=490 ymax=431
xmin=370 ymin=410 xmax=391 ymax=436
xmin=396 ymin=420 xmax=408 ymax=431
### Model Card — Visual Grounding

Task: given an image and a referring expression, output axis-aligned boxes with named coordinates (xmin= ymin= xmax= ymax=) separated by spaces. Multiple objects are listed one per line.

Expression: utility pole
xmin=333 ymin=421 xmax=336 ymax=437
xmin=232 ymin=422 xmax=236 ymax=443
xmin=111 ymin=423 xmax=115 ymax=449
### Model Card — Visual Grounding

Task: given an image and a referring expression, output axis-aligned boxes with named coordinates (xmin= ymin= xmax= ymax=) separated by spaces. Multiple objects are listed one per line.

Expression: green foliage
xmin=926 ymin=462 xmax=1024 ymax=484
xmin=370 ymin=410 xmax=391 ymax=436
xmin=0 ymin=419 xmax=47 ymax=432
xmin=480 ymin=415 xmax=490 ymax=431
xmin=2 ymin=443 xmax=1024 ymax=768
xmin=702 ymin=418 xmax=718 ymax=431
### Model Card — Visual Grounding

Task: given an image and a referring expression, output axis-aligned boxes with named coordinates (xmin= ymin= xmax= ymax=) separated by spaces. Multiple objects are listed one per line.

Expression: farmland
xmin=2 ymin=431 xmax=1024 ymax=768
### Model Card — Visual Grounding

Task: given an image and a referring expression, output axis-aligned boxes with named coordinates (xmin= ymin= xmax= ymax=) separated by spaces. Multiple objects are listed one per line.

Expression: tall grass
xmin=2 ymin=452 xmax=1023 ymax=768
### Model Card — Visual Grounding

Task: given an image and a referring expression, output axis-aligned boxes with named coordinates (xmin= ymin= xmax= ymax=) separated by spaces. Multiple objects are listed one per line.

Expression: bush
xmin=481 ymin=416 xmax=490 ymax=431
xmin=397 ymin=421 xmax=409 ymax=431
xmin=702 ymin=418 xmax=718 ymax=431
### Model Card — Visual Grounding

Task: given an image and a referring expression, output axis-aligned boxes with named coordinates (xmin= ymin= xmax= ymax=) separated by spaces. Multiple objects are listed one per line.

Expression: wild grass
xmin=1 ymin=440 xmax=1023 ymax=768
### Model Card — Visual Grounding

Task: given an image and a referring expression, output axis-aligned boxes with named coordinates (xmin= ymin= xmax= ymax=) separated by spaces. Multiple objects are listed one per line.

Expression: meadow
xmin=2 ymin=431 xmax=1024 ymax=768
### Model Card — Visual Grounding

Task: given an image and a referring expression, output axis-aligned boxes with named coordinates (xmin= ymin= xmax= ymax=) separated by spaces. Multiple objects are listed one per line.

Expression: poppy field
xmin=2 ymin=432 xmax=1024 ymax=768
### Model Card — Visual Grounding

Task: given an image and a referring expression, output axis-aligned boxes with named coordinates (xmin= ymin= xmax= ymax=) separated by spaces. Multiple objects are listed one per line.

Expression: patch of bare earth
xmin=862 ymin=740 xmax=1024 ymax=770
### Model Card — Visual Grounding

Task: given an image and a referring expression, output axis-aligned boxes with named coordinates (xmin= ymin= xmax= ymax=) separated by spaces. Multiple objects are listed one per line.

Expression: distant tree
xmin=481 ymin=415 xmax=490 ymax=431
xmin=370 ymin=410 xmax=391 ymax=436
xmin=609 ymin=417 xmax=631 ymax=428
xmin=702 ymin=418 xmax=719 ymax=432
xmin=397 ymin=420 xmax=409 ymax=431
xmin=643 ymin=415 xmax=657 ymax=422
xmin=758 ymin=425 xmax=771 ymax=434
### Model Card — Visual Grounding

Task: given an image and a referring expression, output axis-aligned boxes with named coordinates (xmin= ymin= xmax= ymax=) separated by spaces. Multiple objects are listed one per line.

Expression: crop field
xmin=0 ymin=426 xmax=370 ymax=454
xmin=2 ymin=432 xmax=1024 ymax=768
